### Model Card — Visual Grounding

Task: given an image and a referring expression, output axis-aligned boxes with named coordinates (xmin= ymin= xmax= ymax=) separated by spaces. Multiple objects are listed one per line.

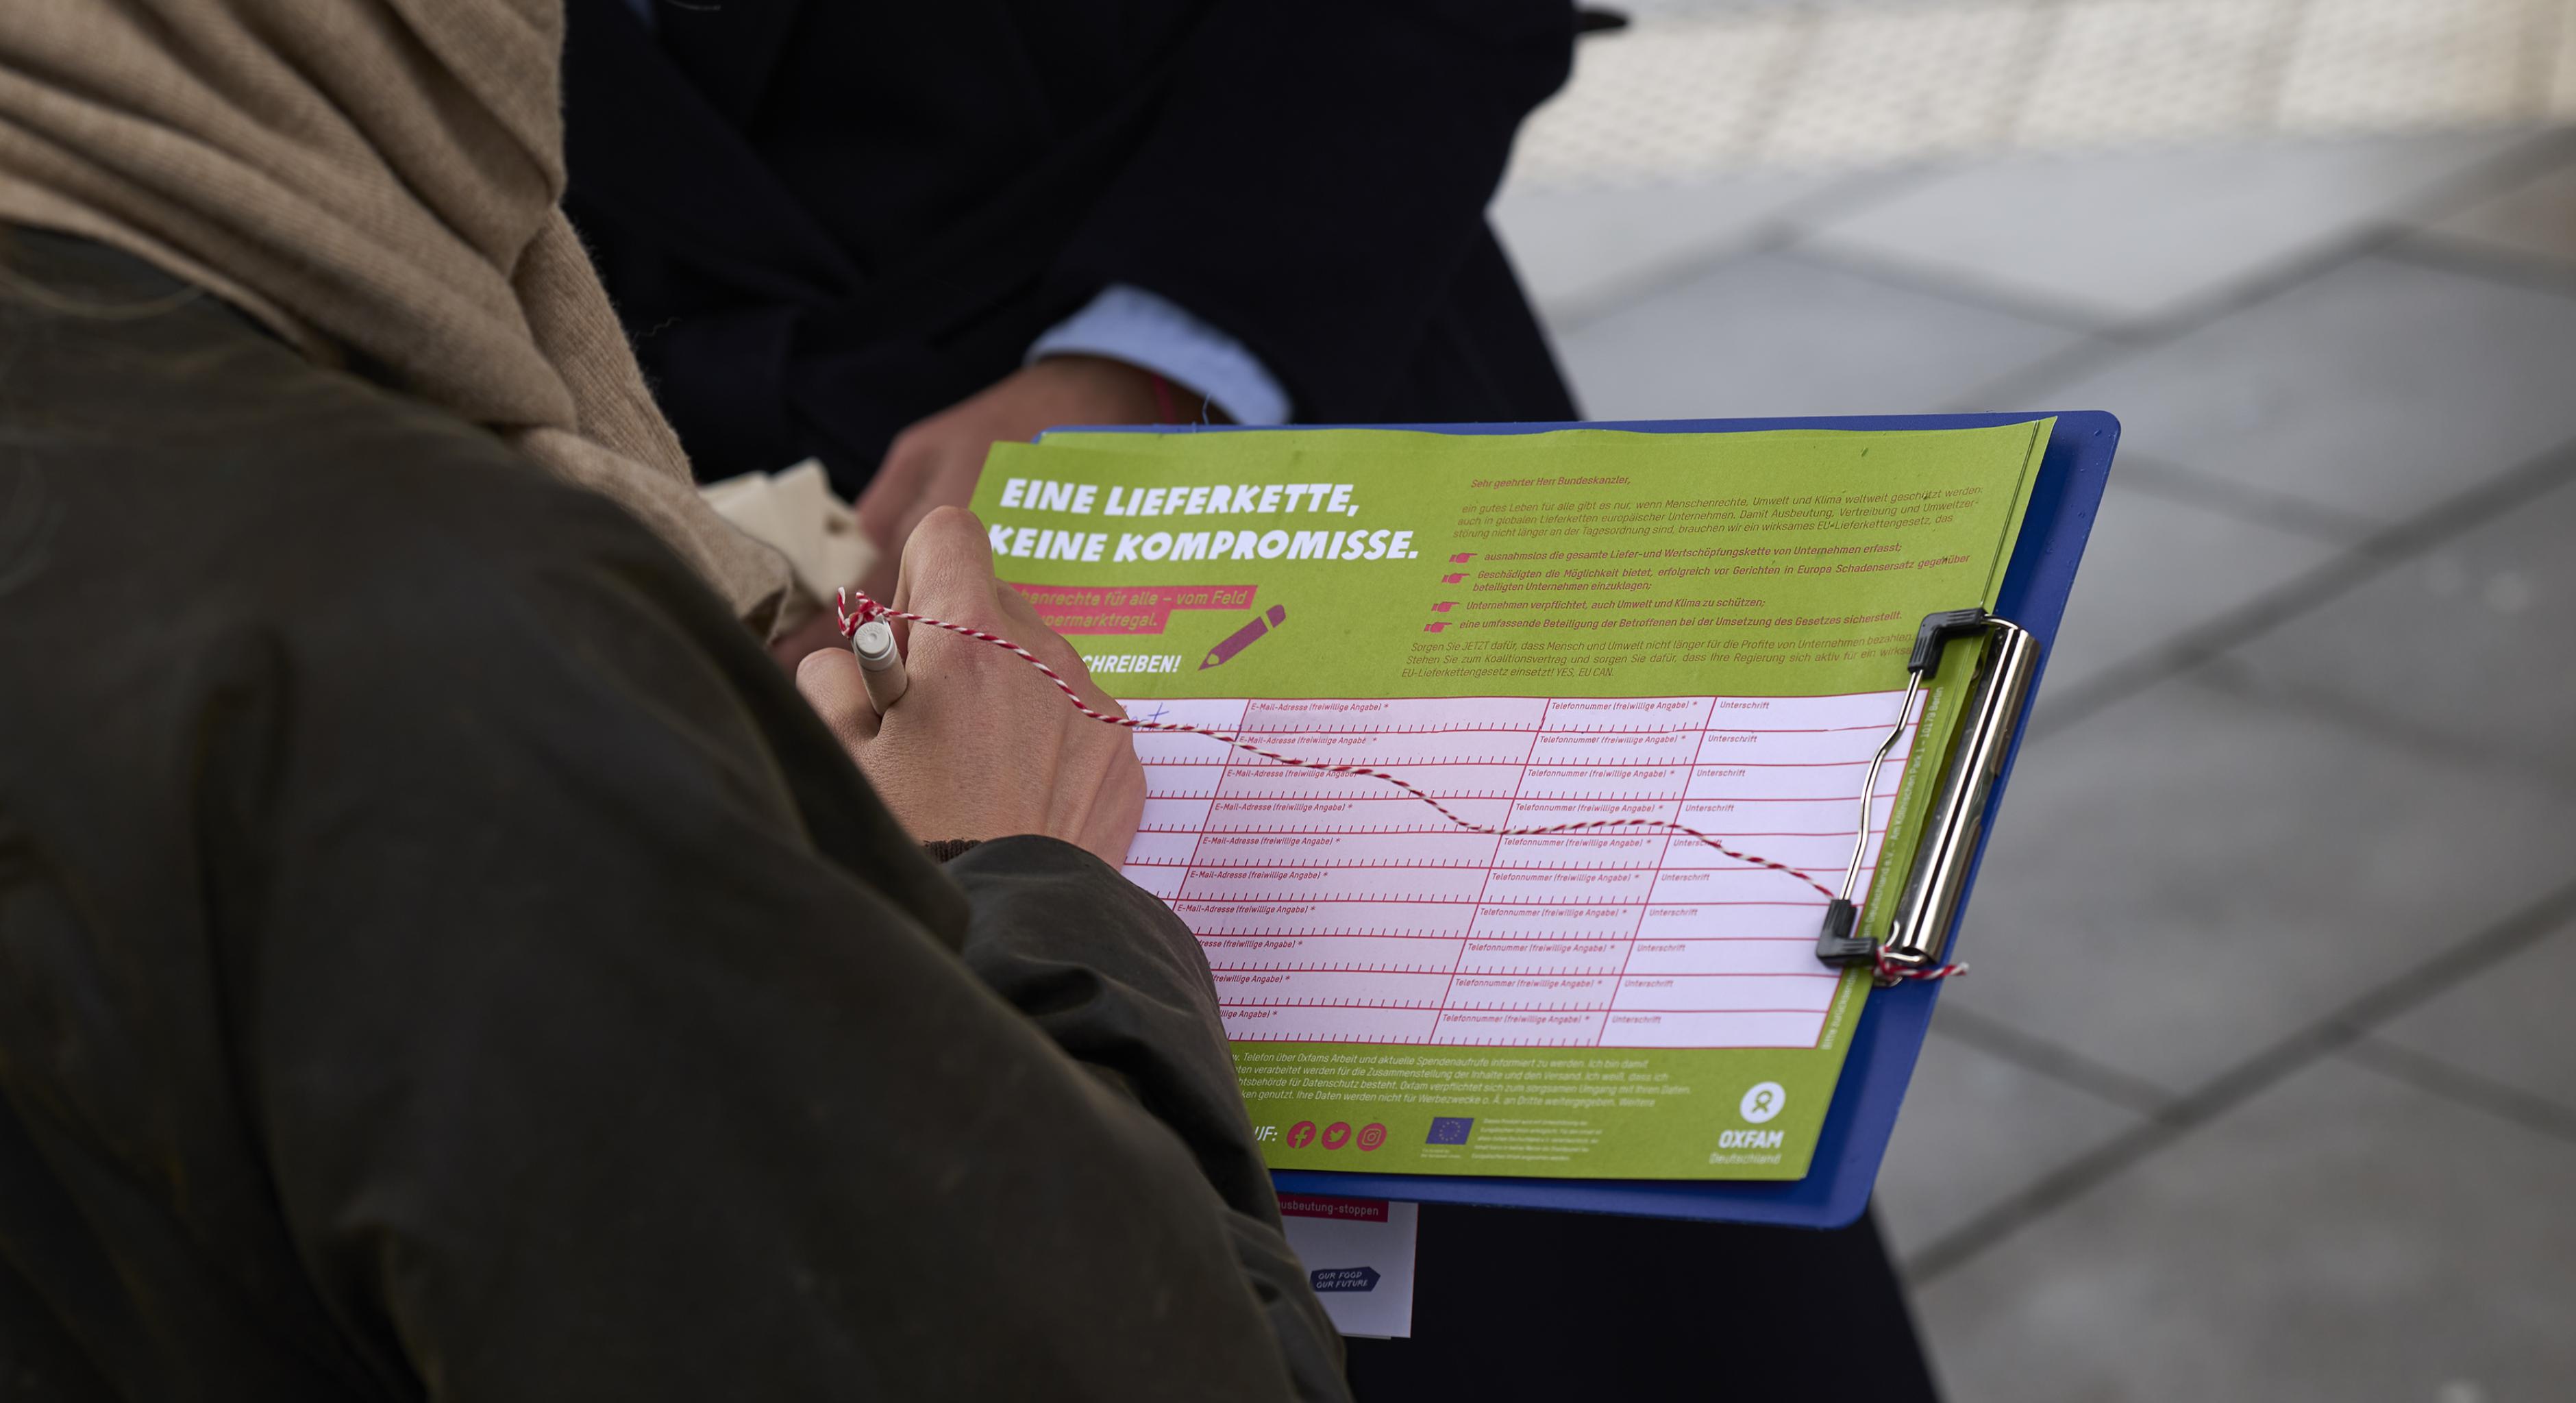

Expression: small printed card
xmin=1276 ymin=1195 xmax=1420 ymax=1339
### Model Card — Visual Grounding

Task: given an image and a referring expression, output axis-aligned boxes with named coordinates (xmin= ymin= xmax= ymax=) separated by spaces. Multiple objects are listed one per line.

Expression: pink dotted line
xmin=838 ymin=589 xmax=1963 ymax=984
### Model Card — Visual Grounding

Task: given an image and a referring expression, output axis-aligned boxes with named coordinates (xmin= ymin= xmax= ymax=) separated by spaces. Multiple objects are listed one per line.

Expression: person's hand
xmin=854 ymin=355 xmax=1179 ymax=600
xmin=797 ymin=506 xmax=1145 ymax=867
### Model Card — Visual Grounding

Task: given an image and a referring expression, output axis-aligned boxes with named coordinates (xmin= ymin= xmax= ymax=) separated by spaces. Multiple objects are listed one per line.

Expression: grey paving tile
xmin=2413 ymin=153 xmax=2576 ymax=273
xmin=1799 ymin=131 xmax=2540 ymax=324
xmin=2035 ymin=476 xmax=2344 ymax=711
xmin=2373 ymin=921 xmax=2576 ymax=1121
xmin=2218 ymin=469 xmax=2576 ymax=789
xmin=2037 ymin=254 xmax=2576 ymax=524
xmin=1944 ymin=676 xmax=2576 ymax=1095
xmin=1490 ymin=171 xmax=1852 ymax=324
xmin=1915 ymin=1056 xmax=2576 ymax=1402
xmin=1872 ymin=1021 xmax=2152 ymax=1263
xmin=1552 ymin=251 xmax=2093 ymax=421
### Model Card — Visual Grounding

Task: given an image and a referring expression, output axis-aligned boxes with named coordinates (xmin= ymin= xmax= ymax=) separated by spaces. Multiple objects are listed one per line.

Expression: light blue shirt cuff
xmin=1027 ymin=284 xmax=1293 ymax=426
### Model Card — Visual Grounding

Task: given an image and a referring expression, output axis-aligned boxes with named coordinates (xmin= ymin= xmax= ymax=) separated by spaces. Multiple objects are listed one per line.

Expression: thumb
xmin=796 ymin=647 xmax=882 ymax=746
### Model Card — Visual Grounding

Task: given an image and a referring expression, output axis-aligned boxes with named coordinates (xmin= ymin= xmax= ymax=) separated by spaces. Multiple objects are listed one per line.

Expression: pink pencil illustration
xmin=1201 ymin=604 xmax=1287 ymax=670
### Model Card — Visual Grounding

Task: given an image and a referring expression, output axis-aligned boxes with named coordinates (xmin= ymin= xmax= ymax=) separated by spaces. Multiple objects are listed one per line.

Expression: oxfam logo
xmin=1739 ymin=1082 xmax=1786 ymax=1124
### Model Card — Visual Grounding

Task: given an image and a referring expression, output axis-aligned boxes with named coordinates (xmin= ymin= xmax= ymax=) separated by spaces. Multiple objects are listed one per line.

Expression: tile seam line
xmin=1924 ymin=1002 xmax=2177 ymax=1117
xmin=1944 ymin=126 xmax=2576 ymax=412
xmin=2107 ymin=452 xmax=2381 ymax=544
xmin=1900 ymin=872 xmax=2576 ymax=1286
xmin=1770 ymin=241 xmax=2131 ymax=337
xmin=2190 ymin=658 xmax=2576 ymax=804
xmin=2025 ymin=432 xmax=2576 ymax=743
xmin=2336 ymin=1034 xmax=2576 ymax=1150
xmin=1539 ymin=164 xmax=1955 ymax=336
xmin=2375 ymin=231 xmax=2576 ymax=304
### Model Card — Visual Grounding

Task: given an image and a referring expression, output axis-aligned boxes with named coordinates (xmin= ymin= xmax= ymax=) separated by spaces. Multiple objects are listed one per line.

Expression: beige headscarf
xmin=0 ymin=0 xmax=794 ymax=633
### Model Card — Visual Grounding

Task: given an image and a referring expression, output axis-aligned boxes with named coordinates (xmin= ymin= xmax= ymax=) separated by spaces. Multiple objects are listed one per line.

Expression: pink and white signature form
xmin=1119 ymin=693 xmax=1920 ymax=1050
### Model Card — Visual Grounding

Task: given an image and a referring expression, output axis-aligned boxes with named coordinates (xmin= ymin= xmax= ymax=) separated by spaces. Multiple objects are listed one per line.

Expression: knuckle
xmin=915 ymin=504 xmax=984 ymax=540
xmin=900 ymin=510 xmax=994 ymax=592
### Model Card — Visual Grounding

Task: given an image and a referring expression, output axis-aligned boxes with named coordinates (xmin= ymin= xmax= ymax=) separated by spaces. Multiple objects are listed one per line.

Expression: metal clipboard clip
xmin=1814 ymin=609 xmax=2042 ymax=986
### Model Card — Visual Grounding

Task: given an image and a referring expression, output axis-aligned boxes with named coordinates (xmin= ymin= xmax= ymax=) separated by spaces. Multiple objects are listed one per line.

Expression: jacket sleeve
xmin=1049 ymin=0 xmax=1576 ymax=422
xmin=235 ymin=485 xmax=1350 ymax=1402
xmin=948 ymin=838 xmax=1347 ymax=1400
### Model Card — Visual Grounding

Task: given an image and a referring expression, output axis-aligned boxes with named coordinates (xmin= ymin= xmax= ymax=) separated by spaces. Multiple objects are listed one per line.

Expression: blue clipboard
xmin=1062 ymin=411 xmax=2118 ymax=1227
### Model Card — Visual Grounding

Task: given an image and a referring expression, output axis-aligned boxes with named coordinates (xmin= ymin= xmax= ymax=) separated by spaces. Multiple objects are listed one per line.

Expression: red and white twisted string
xmin=838 ymin=588 xmax=1963 ymax=982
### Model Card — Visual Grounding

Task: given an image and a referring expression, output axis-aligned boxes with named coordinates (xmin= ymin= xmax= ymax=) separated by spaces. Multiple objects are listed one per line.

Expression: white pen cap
xmin=851 ymin=619 xmax=908 ymax=712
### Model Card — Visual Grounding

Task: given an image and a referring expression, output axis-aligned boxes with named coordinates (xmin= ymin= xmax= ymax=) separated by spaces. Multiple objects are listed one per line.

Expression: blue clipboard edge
xmin=1045 ymin=412 xmax=2119 ymax=1226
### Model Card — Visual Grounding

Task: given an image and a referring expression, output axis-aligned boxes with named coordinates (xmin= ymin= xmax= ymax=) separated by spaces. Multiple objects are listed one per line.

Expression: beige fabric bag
xmin=0 ymin=0 xmax=793 ymax=632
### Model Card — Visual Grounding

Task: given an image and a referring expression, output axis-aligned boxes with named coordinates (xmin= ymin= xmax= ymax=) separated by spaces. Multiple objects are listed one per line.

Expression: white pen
xmin=850 ymin=618 xmax=908 ymax=714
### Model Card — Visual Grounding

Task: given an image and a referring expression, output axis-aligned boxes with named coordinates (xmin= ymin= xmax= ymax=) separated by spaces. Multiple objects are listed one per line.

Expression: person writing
xmin=0 ymin=4 xmax=1344 ymax=1398
xmin=555 ymin=6 xmax=1944 ymax=1395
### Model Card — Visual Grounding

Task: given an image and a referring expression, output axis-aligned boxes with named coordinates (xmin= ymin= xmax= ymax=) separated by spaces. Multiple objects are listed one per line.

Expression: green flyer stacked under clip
xmin=969 ymin=423 xmax=2049 ymax=1180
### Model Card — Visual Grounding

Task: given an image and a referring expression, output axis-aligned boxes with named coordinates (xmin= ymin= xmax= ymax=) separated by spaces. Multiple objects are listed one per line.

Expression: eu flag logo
xmin=1426 ymin=1117 xmax=1474 ymax=1145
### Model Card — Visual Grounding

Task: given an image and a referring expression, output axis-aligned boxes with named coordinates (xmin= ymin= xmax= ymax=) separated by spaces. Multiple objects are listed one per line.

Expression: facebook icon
xmin=1426 ymin=1117 xmax=1474 ymax=1145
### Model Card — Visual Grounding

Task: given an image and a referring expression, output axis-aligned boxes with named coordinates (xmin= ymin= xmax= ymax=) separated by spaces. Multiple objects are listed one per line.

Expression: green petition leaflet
xmin=969 ymin=424 xmax=2048 ymax=1180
